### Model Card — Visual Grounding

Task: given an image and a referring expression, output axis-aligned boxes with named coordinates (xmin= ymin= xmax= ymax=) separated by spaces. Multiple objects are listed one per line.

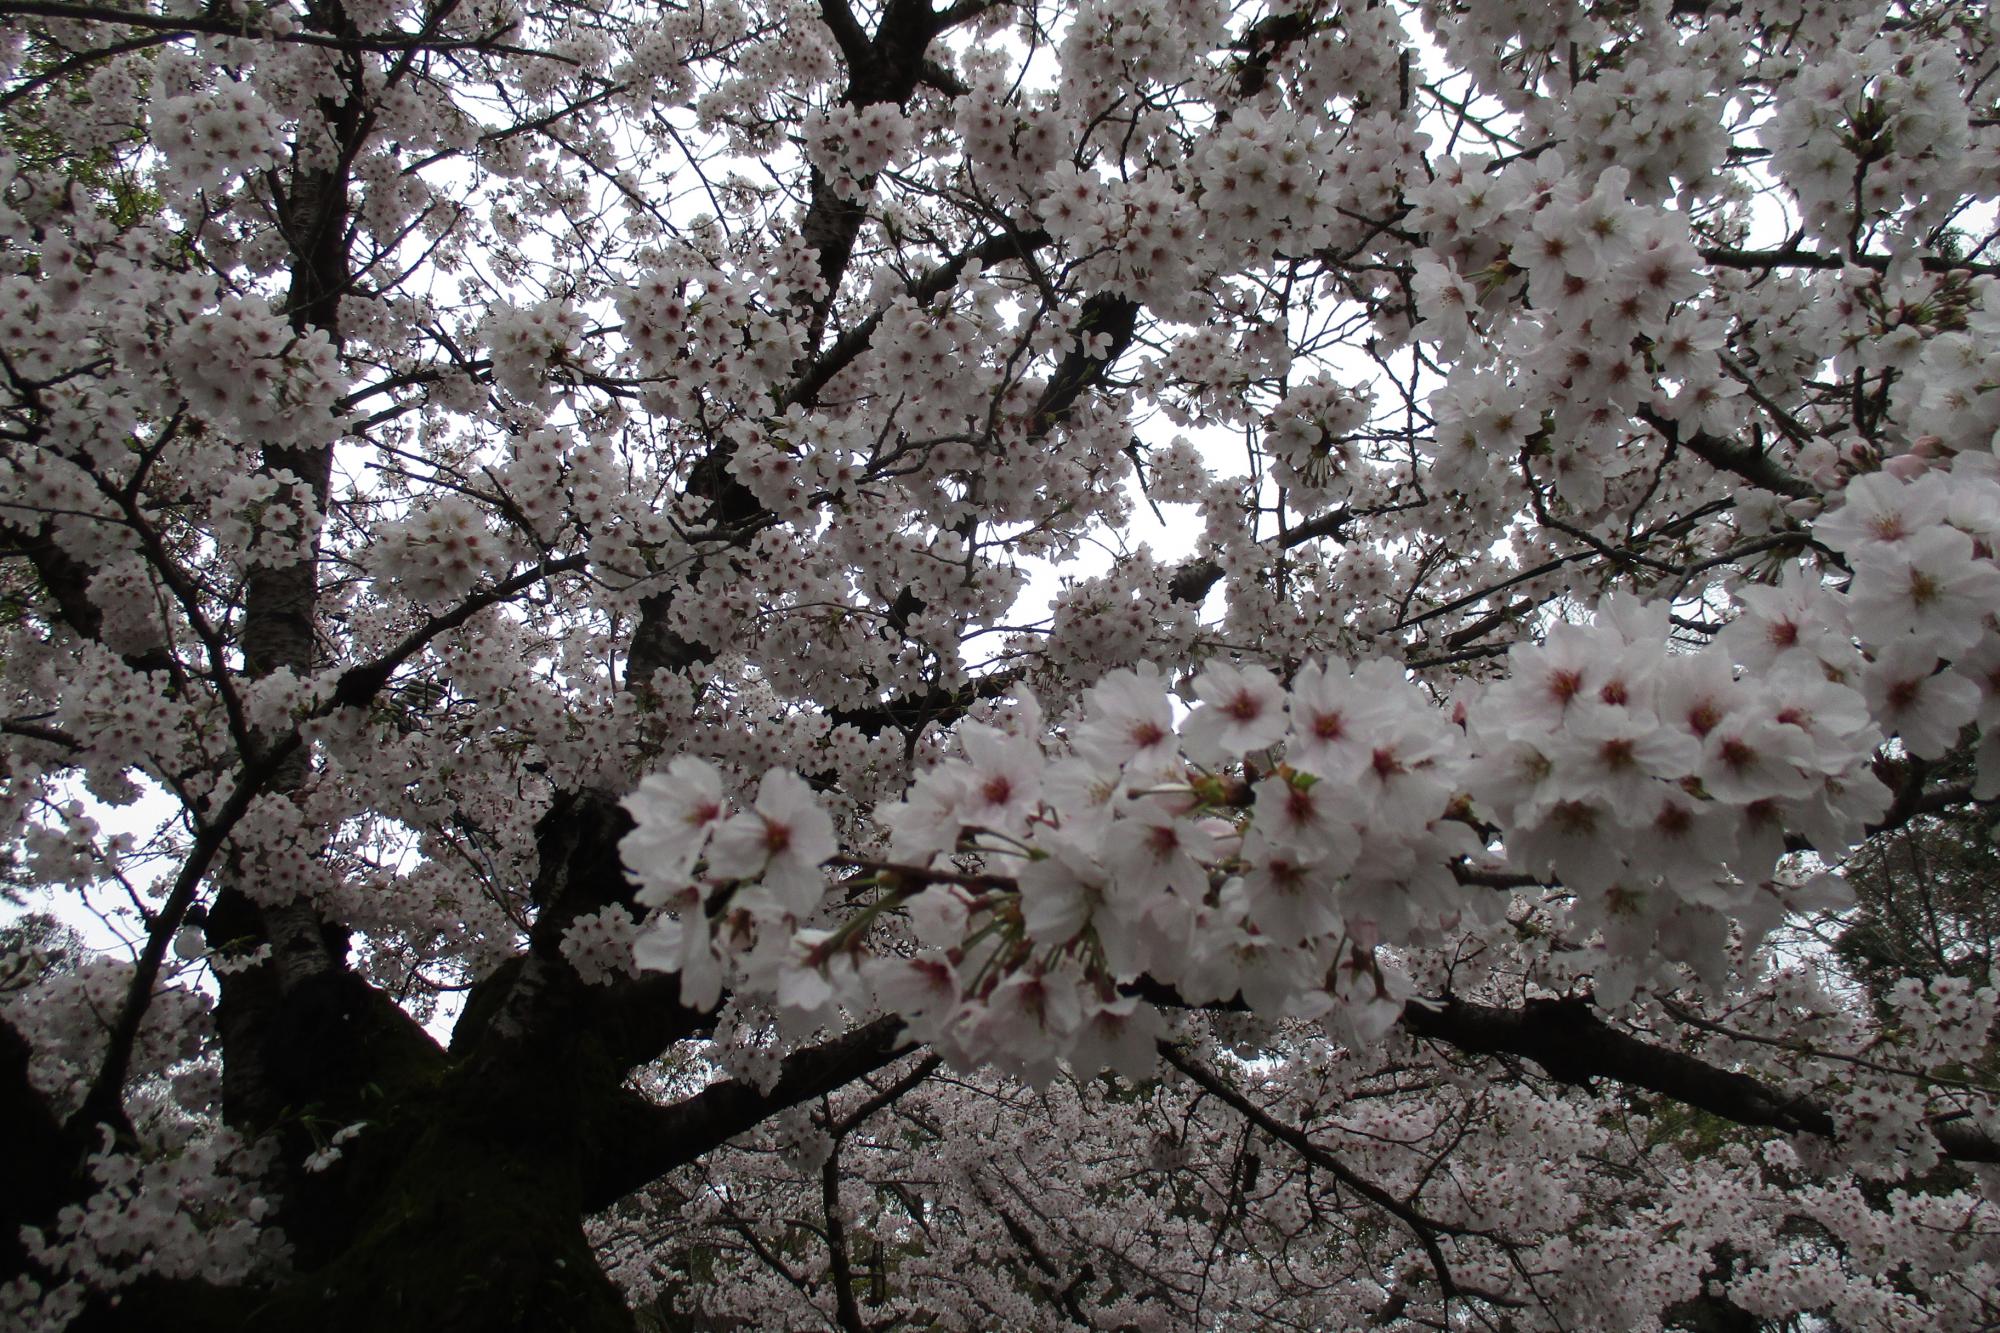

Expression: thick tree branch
xmin=1128 ymin=981 xmax=2000 ymax=1166
xmin=833 ymin=1052 xmax=942 ymax=1137
xmin=0 ymin=0 xmax=547 ymax=56
xmin=1029 ymin=294 xmax=1139 ymax=435
xmin=326 ymin=554 xmax=589 ymax=709
xmin=1167 ymin=500 xmax=1426 ymax=606
xmin=1402 ymin=995 xmax=2000 ymax=1164
xmin=580 ymin=1017 xmax=914 ymax=1211
xmin=797 ymin=0 xmax=972 ymax=346
xmin=980 ymin=1192 xmax=1097 ymax=1326
xmin=823 ymin=667 xmax=1024 ymax=738
xmin=1 ymin=1016 xmax=74 ymax=1279
xmin=821 ymin=1142 xmax=870 ymax=1333
xmin=1 ymin=517 xmax=177 ymax=676
xmin=1402 ymin=995 xmax=1834 ymax=1135
xmin=783 ymin=227 xmax=1052 ymax=412
xmin=1637 ymin=405 xmax=1818 ymax=501
xmin=1702 ymin=245 xmax=2000 ymax=278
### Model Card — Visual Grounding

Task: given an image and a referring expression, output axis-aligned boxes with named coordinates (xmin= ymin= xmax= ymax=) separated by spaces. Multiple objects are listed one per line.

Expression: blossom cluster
xmin=955 ymin=72 xmax=1061 ymax=204
xmin=623 ymin=587 xmax=1893 ymax=1081
xmin=804 ymin=102 xmax=914 ymax=201
xmin=616 ymin=20 xmax=700 ymax=106
xmin=624 ymin=760 xmax=839 ymax=1012
xmin=1813 ymin=463 xmax=2000 ymax=789
xmin=1530 ymin=54 xmax=1727 ymax=203
xmin=1285 ymin=0 xmax=1408 ymax=113
xmin=1187 ymin=108 xmax=1343 ymax=265
xmin=725 ymin=406 xmax=869 ymax=523
xmin=149 ymin=76 xmax=286 ymax=194
xmin=559 ymin=904 xmax=643 ymax=986
xmin=1897 ymin=277 xmax=2000 ymax=459
xmin=209 ymin=468 xmax=322 ymax=570
xmin=1262 ymin=374 xmax=1370 ymax=506
xmin=10 ymin=0 xmax=2000 ymax=1324
xmin=1410 ymin=152 xmax=1717 ymax=511
xmin=1056 ymin=0 xmax=1222 ymax=115
xmin=1040 ymin=551 xmax=1200 ymax=684
xmin=159 ymin=294 xmax=346 ymax=451
xmin=1 ymin=955 xmax=207 ymax=1112
xmin=1472 ymin=593 xmax=1889 ymax=1002
xmin=614 ymin=262 xmax=803 ymax=418
xmin=7 ymin=1127 xmax=282 ymax=1333
xmin=481 ymin=298 xmax=591 ymax=407
xmin=1760 ymin=36 xmax=1985 ymax=253
xmin=361 ymin=493 xmax=510 ymax=605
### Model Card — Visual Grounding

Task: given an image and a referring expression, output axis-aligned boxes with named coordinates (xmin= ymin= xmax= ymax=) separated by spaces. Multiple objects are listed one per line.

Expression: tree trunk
xmin=257 ymin=1092 xmax=636 ymax=1333
xmin=72 ymin=1073 xmax=638 ymax=1333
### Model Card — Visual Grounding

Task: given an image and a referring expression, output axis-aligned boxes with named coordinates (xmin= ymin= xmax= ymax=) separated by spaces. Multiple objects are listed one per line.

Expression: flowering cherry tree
xmin=3 ymin=0 xmax=1999 ymax=1327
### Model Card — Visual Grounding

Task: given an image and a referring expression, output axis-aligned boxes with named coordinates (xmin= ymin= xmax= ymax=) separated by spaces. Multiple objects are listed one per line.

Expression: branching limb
xmin=1403 ymin=995 xmax=2000 ymax=1164
xmin=581 ymin=1016 xmax=915 ymax=1211
xmin=1637 ymin=405 xmax=1819 ymax=501
xmin=1157 ymin=1041 xmax=1509 ymax=1310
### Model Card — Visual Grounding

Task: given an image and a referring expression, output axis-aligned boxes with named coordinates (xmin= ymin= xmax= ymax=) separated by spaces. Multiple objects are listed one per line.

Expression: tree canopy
xmin=2 ymin=0 xmax=1998 ymax=1328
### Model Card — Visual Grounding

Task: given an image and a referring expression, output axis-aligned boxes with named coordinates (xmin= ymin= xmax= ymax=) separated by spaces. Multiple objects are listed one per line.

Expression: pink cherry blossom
xmin=10 ymin=5 xmax=2000 ymax=1328
xmin=1179 ymin=662 xmax=1288 ymax=763
xmin=621 ymin=756 xmax=728 ymax=902
xmin=706 ymin=769 xmax=838 ymax=916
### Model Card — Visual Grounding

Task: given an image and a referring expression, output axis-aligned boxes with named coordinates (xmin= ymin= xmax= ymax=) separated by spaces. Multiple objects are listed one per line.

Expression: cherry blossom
xmin=5 ymin=0 xmax=2000 ymax=1329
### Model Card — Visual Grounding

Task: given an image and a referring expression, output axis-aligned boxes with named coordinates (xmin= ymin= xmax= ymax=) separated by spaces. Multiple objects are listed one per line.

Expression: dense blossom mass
xmin=1 ymin=0 xmax=1999 ymax=1328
